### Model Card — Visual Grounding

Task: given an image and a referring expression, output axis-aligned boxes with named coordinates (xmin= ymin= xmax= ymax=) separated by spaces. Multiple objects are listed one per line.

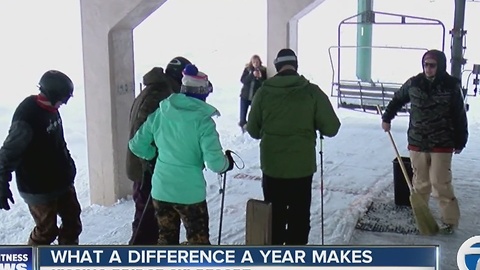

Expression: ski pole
xmin=131 ymin=194 xmax=152 ymax=245
xmin=320 ymin=134 xmax=325 ymax=245
xmin=130 ymin=164 xmax=155 ymax=245
xmin=216 ymin=150 xmax=245 ymax=245
xmin=218 ymin=172 xmax=227 ymax=245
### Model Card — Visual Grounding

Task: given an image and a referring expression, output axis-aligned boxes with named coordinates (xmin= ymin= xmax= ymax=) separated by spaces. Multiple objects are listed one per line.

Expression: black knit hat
xmin=274 ymin=48 xmax=298 ymax=72
xmin=166 ymin=56 xmax=192 ymax=85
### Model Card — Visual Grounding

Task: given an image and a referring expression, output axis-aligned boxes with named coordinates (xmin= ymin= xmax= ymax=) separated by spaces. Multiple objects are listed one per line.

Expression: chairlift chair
xmin=329 ymin=10 xmax=446 ymax=114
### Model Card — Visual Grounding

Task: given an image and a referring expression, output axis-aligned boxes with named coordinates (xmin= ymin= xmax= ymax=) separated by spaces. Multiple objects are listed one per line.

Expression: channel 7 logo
xmin=458 ymin=236 xmax=480 ymax=270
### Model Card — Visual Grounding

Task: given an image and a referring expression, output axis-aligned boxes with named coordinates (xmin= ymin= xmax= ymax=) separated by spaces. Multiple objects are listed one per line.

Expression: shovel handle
xmin=376 ymin=105 xmax=414 ymax=192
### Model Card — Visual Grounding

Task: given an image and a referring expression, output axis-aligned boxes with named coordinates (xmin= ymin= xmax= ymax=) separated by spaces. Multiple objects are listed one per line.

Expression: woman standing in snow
xmin=129 ymin=64 xmax=234 ymax=245
xmin=239 ymin=55 xmax=267 ymax=132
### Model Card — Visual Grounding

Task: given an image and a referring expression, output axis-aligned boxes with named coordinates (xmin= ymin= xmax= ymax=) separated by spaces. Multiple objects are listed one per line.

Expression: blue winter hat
xmin=181 ymin=64 xmax=211 ymax=101
xmin=183 ymin=64 xmax=198 ymax=76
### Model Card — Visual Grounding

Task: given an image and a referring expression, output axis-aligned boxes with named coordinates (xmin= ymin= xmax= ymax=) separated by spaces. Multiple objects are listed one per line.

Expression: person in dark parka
xmin=381 ymin=49 xmax=468 ymax=234
xmin=126 ymin=56 xmax=192 ymax=245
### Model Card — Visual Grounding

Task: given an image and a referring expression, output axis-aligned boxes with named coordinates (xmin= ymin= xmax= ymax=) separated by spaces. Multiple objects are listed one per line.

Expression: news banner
xmin=0 ymin=246 xmax=438 ymax=270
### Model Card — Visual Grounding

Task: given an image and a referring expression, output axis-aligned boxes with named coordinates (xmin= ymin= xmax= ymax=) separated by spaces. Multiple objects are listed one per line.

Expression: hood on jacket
xmin=422 ymin=49 xmax=447 ymax=77
xmin=143 ymin=67 xmax=169 ymax=86
xmin=159 ymin=93 xmax=220 ymax=122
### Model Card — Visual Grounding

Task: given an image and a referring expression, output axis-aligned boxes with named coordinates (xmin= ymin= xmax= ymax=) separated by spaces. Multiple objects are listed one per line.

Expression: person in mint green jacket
xmin=246 ymin=48 xmax=341 ymax=245
xmin=129 ymin=64 xmax=234 ymax=245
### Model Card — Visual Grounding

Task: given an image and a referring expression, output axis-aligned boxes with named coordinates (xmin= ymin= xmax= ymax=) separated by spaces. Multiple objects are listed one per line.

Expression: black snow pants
xmin=262 ymin=173 xmax=313 ymax=245
xmin=129 ymin=169 xmax=158 ymax=245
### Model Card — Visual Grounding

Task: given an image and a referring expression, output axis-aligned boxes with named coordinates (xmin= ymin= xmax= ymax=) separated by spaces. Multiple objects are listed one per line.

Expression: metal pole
xmin=218 ymin=173 xmax=227 ymax=245
xmin=450 ymin=0 xmax=467 ymax=80
xmin=319 ymin=135 xmax=324 ymax=245
xmin=356 ymin=0 xmax=374 ymax=82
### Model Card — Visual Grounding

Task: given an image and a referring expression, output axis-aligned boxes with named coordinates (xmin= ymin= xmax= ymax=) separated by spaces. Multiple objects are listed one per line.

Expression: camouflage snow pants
xmin=27 ymin=186 xmax=82 ymax=245
xmin=152 ymin=199 xmax=210 ymax=245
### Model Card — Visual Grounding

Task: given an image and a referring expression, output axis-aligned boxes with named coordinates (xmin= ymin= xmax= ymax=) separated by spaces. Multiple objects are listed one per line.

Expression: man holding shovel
xmin=381 ymin=49 xmax=468 ymax=234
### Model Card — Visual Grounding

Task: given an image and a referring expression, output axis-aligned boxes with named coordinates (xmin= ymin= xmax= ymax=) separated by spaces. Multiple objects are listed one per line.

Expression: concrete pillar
xmin=266 ymin=0 xmax=326 ymax=76
xmin=80 ymin=0 xmax=166 ymax=206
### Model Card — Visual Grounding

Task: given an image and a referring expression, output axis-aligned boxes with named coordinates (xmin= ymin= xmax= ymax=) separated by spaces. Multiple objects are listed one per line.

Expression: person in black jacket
xmin=239 ymin=55 xmax=267 ymax=132
xmin=0 ymin=70 xmax=81 ymax=245
xmin=381 ymin=49 xmax=468 ymax=234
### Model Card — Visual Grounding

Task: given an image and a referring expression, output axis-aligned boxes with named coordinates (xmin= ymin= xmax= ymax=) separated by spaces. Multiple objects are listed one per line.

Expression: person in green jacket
xmin=246 ymin=48 xmax=341 ymax=245
xmin=129 ymin=64 xmax=234 ymax=245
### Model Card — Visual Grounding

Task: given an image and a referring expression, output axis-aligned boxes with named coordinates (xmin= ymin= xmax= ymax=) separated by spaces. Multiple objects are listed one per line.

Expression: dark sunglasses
xmin=423 ymin=62 xmax=437 ymax=68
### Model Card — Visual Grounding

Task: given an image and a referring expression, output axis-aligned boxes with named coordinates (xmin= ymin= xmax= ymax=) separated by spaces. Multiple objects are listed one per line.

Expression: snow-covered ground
xmin=1 ymin=0 xmax=480 ymax=269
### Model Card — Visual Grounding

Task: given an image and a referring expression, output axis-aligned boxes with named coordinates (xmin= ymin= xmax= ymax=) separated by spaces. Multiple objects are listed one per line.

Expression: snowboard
xmin=245 ymin=199 xmax=272 ymax=245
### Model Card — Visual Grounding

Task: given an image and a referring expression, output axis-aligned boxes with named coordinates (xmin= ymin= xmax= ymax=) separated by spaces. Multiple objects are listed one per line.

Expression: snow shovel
xmin=376 ymin=105 xmax=439 ymax=235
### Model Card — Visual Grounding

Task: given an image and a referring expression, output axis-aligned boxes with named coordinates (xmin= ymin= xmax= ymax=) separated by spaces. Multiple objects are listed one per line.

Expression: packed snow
xmin=1 ymin=0 xmax=479 ymax=269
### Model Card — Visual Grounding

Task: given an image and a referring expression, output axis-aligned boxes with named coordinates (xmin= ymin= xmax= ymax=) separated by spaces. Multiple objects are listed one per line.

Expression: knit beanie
xmin=180 ymin=64 xmax=211 ymax=101
xmin=165 ymin=56 xmax=191 ymax=85
xmin=274 ymin=48 xmax=298 ymax=72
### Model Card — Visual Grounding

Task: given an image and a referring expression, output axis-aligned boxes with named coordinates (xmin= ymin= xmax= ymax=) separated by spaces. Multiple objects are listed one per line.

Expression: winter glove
xmin=0 ymin=180 xmax=14 ymax=211
xmin=145 ymin=148 xmax=158 ymax=174
xmin=139 ymin=169 xmax=153 ymax=193
xmin=140 ymin=156 xmax=156 ymax=192
xmin=147 ymin=159 xmax=155 ymax=173
xmin=224 ymin=150 xmax=235 ymax=173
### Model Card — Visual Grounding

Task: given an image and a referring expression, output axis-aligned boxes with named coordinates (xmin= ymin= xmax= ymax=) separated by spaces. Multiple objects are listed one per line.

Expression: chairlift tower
xmin=451 ymin=0 xmax=479 ymax=111
xmin=450 ymin=0 xmax=467 ymax=80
